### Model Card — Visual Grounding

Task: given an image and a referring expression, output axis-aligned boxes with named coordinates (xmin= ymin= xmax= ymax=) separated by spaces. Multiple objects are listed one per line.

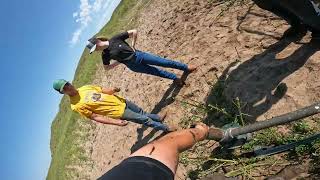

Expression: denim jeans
xmin=123 ymin=51 xmax=188 ymax=80
xmin=121 ymin=100 xmax=168 ymax=131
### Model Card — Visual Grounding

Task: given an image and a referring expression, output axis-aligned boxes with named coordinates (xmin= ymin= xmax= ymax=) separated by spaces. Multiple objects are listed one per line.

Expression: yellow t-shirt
xmin=70 ymin=85 xmax=126 ymax=119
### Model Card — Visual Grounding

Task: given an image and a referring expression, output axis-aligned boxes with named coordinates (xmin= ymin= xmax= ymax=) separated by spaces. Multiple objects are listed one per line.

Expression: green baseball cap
xmin=53 ymin=79 xmax=68 ymax=94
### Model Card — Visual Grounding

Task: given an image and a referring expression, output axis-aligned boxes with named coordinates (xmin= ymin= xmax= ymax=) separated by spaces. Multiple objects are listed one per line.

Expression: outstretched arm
xmin=130 ymin=123 xmax=209 ymax=174
xmin=128 ymin=29 xmax=138 ymax=50
xmin=90 ymin=113 xmax=128 ymax=126
xmin=101 ymin=87 xmax=120 ymax=95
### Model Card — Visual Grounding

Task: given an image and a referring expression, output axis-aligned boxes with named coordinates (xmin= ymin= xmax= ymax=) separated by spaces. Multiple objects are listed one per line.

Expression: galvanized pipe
xmin=207 ymin=102 xmax=320 ymax=142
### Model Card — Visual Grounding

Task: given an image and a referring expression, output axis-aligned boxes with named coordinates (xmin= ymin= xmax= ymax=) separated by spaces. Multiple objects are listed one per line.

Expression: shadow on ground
xmin=189 ymin=30 xmax=320 ymax=180
xmin=204 ymin=34 xmax=319 ymax=127
xmin=189 ymin=36 xmax=319 ymax=179
xmin=130 ymin=72 xmax=190 ymax=153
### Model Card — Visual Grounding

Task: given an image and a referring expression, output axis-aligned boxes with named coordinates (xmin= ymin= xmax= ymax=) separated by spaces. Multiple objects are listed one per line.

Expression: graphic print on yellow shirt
xmin=70 ymin=85 xmax=126 ymax=119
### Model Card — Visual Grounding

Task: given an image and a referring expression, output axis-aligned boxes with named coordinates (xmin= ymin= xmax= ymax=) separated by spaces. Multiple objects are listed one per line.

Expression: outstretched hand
xmin=194 ymin=122 xmax=209 ymax=140
xmin=117 ymin=120 xmax=128 ymax=126
xmin=113 ymin=87 xmax=121 ymax=92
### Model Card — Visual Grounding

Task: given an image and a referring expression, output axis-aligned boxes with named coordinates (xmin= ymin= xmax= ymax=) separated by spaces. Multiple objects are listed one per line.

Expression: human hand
xmin=118 ymin=120 xmax=128 ymax=126
xmin=194 ymin=122 xmax=209 ymax=139
xmin=113 ymin=87 xmax=121 ymax=92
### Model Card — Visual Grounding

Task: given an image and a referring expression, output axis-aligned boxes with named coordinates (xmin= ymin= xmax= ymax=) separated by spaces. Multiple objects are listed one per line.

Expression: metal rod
xmin=231 ymin=102 xmax=320 ymax=138
xmin=253 ymin=133 xmax=320 ymax=157
xmin=207 ymin=102 xmax=320 ymax=142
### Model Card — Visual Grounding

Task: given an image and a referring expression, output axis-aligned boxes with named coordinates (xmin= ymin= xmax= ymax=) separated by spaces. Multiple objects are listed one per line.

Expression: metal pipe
xmin=207 ymin=102 xmax=320 ymax=142
xmin=207 ymin=127 xmax=224 ymax=141
xmin=231 ymin=102 xmax=320 ymax=137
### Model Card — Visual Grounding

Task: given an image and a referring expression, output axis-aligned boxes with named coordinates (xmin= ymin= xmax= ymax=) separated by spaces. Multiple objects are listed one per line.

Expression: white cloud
xmin=77 ymin=0 xmax=92 ymax=27
xmin=69 ymin=28 xmax=83 ymax=45
xmin=69 ymin=0 xmax=92 ymax=46
xmin=69 ymin=0 xmax=120 ymax=46
xmin=102 ymin=0 xmax=110 ymax=9
xmin=72 ymin=12 xmax=78 ymax=18
xmin=93 ymin=0 xmax=105 ymax=12
xmin=96 ymin=0 xmax=120 ymax=29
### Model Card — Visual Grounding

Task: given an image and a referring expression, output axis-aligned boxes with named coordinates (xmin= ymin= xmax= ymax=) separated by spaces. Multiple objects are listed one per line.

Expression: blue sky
xmin=0 ymin=0 xmax=121 ymax=179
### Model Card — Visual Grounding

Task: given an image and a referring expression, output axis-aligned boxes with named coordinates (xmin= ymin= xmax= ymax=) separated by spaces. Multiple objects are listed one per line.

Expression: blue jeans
xmin=121 ymin=100 xmax=168 ymax=131
xmin=123 ymin=51 xmax=188 ymax=80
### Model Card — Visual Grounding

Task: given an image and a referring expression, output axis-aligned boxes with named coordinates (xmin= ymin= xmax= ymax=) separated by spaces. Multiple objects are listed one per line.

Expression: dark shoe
xmin=187 ymin=65 xmax=197 ymax=73
xmin=281 ymin=24 xmax=308 ymax=39
xmin=310 ymin=31 xmax=320 ymax=46
xmin=312 ymin=30 xmax=320 ymax=40
xmin=174 ymin=78 xmax=186 ymax=86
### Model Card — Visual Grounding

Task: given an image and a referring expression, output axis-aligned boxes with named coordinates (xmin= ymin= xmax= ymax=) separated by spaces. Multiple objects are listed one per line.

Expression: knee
xmin=126 ymin=65 xmax=141 ymax=72
xmin=143 ymin=119 xmax=153 ymax=125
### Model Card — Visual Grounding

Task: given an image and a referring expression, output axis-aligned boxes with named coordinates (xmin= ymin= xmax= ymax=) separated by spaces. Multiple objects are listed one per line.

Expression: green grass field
xmin=47 ymin=0 xmax=151 ymax=179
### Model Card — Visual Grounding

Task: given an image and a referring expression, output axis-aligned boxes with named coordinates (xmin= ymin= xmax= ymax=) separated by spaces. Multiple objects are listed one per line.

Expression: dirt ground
xmin=83 ymin=0 xmax=320 ymax=179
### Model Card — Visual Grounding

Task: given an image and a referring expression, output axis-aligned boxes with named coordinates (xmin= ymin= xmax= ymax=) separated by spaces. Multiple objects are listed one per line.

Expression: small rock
xmin=216 ymin=33 xmax=226 ymax=38
xmin=208 ymin=66 xmax=218 ymax=72
xmin=147 ymin=29 xmax=153 ymax=34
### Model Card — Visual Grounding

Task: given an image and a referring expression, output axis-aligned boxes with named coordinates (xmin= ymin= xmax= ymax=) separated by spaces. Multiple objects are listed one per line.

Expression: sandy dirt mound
xmin=84 ymin=0 xmax=320 ymax=179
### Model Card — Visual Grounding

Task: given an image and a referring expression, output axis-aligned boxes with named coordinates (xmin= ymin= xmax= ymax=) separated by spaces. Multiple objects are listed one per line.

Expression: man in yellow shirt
xmin=53 ymin=79 xmax=172 ymax=132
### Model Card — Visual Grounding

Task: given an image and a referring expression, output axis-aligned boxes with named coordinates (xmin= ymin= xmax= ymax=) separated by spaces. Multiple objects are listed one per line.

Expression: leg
xmin=254 ymin=0 xmax=320 ymax=32
xmin=136 ymin=51 xmax=188 ymax=71
xmin=125 ymin=100 xmax=161 ymax=121
xmin=253 ymin=0 xmax=310 ymax=38
xmin=253 ymin=0 xmax=302 ymax=26
xmin=122 ymin=107 xmax=168 ymax=131
xmin=124 ymin=61 xmax=178 ymax=80
xmin=130 ymin=124 xmax=209 ymax=174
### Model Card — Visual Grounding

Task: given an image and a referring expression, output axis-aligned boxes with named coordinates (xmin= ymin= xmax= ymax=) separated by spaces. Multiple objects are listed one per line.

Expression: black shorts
xmin=98 ymin=156 xmax=174 ymax=180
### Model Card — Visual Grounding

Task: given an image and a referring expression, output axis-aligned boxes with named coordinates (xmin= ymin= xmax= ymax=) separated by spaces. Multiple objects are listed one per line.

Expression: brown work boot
xmin=187 ymin=65 xmax=197 ymax=73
